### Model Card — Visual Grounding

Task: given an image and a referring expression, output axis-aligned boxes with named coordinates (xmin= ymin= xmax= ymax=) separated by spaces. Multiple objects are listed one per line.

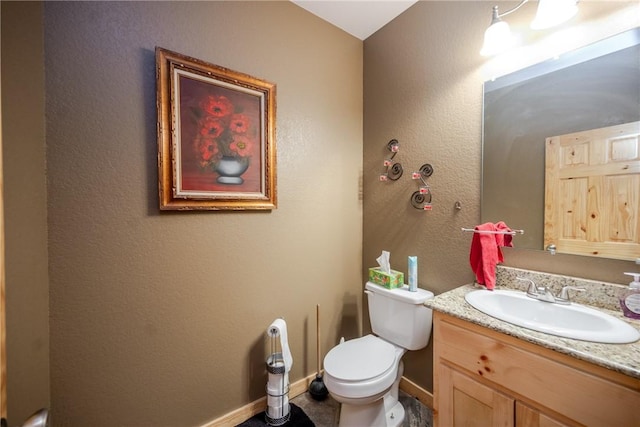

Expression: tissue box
xmin=368 ymin=267 xmax=404 ymax=289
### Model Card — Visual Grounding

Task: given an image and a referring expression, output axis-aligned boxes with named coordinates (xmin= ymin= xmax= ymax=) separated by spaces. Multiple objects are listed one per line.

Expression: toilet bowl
xmin=323 ymin=282 xmax=434 ymax=427
xmin=324 ymin=335 xmax=403 ymax=400
xmin=324 ymin=335 xmax=406 ymax=426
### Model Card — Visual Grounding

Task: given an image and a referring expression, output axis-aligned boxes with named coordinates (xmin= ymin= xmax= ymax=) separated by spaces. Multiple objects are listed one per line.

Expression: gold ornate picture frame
xmin=156 ymin=47 xmax=276 ymax=210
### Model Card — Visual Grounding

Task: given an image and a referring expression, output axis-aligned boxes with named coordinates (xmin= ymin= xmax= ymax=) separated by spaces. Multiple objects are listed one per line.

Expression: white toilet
xmin=323 ymin=281 xmax=434 ymax=427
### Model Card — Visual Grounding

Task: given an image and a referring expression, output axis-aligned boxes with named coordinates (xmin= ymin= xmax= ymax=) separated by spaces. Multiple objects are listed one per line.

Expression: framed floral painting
xmin=156 ymin=47 xmax=276 ymax=210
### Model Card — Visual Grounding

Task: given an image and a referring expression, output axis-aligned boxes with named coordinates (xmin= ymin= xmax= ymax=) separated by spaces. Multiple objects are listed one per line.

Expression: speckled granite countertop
xmin=425 ymin=280 xmax=640 ymax=379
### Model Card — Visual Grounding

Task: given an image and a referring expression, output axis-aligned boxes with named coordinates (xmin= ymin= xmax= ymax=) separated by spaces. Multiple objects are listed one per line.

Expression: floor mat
xmin=236 ymin=403 xmax=315 ymax=427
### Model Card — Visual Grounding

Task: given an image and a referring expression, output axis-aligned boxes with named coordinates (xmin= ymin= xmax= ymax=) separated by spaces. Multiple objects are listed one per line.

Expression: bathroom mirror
xmin=482 ymin=27 xmax=640 ymax=260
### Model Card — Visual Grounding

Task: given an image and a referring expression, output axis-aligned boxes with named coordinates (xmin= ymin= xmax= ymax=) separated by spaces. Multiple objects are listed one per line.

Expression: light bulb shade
xmin=531 ymin=0 xmax=578 ymax=30
xmin=480 ymin=20 xmax=513 ymax=56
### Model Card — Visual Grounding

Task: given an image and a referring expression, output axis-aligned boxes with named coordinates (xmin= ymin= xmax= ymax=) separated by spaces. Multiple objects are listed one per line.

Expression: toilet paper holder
xmin=265 ymin=319 xmax=292 ymax=426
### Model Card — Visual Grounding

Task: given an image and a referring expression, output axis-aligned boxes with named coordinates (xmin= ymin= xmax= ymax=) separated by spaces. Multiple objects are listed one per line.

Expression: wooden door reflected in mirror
xmin=544 ymin=121 xmax=640 ymax=260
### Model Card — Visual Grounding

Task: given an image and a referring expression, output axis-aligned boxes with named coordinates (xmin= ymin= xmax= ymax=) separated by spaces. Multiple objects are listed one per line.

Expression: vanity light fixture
xmin=480 ymin=0 xmax=579 ymax=57
xmin=531 ymin=0 xmax=579 ymax=29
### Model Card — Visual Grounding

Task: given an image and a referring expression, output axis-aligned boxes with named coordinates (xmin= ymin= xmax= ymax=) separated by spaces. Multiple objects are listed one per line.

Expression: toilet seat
xmin=324 ymin=335 xmax=395 ymax=381
xmin=323 ymin=335 xmax=400 ymax=399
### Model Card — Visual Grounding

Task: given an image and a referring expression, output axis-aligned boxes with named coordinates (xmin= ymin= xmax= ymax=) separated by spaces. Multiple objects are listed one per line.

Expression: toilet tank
xmin=365 ymin=281 xmax=434 ymax=350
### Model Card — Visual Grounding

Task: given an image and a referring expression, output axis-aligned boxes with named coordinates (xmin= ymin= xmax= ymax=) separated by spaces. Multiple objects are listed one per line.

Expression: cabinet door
xmin=438 ymin=363 xmax=514 ymax=427
xmin=516 ymin=401 xmax=572 ymax=427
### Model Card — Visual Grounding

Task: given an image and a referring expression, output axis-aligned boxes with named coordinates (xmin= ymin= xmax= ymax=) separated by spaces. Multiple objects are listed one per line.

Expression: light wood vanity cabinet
xmin=433 ymin=311 xmax=640 ymax=427
xmin=515 ymin=402 xmax=568 ymax=427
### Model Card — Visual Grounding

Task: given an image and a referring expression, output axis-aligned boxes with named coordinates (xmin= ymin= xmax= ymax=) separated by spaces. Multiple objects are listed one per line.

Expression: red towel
xmin=469 ymin=222 xmax=513 ymax=290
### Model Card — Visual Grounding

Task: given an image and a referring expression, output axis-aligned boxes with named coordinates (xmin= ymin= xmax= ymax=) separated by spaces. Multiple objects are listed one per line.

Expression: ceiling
xmin=291 ymin=0 xmax=420 ymax=40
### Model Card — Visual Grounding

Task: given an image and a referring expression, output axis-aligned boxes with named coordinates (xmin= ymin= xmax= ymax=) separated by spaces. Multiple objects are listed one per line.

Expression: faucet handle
xmin=557 ymin=286 xmax=586 ymax=302
xmin=516 ymin=276 xmax=538 ymax=295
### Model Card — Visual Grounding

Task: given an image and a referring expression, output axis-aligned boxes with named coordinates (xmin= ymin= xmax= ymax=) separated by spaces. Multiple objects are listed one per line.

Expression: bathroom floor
xmin=291 ymin=391 xmax=433 ymax=427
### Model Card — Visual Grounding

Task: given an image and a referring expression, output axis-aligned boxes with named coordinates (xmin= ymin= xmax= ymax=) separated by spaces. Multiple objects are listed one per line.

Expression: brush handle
xmin=316 ymin=304 xmax=321 ymax=375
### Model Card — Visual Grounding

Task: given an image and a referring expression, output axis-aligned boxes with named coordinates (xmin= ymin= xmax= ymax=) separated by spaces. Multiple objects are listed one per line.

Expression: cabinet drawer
xmin=435 ymin=314 xmax=640 ymax=427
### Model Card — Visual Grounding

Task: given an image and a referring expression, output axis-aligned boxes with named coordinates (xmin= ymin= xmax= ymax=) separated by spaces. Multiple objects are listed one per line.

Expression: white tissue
xmin=267 ymin=369 xmax=289 ymax=395
xmin=376 ymin=250 xmax=392 ymax=274
xmin=267 ymin=318 xmax=293 ymax=372
xmin=267 ymin=394 xmax=289 ymax=418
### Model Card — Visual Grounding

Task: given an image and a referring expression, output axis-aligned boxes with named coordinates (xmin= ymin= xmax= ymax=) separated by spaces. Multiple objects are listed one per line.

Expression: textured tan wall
xmin=363 ymin=1 xmax=639 ymax=393
xmin=41 ymin=2 xmax=362 ymax=426
xmin=364 ymin=1 xmax=488 ymax=391
xmin=4 ymin=0 xmax=638 ymax=424
xmin=1 ymin=2 xmax=50 ymax=425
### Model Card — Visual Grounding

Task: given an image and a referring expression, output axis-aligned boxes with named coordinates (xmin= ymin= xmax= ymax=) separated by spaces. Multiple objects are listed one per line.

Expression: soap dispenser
xmin=619 ymin=272 xmax=640 ymax=319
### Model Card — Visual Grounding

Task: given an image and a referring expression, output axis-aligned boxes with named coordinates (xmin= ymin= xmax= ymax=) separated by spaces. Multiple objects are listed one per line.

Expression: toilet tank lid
xmin=365 ymin=282 xmax=434 ymax=304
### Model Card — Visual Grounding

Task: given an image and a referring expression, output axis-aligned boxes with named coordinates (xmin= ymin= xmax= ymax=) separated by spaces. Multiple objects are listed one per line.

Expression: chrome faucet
xmin=516 ymin=277 xmax=585 ymax=304
xmin=517 ymin=277 xmax=556 ymax=302
xmin=555 ymin=286 xmax=586 ymax=305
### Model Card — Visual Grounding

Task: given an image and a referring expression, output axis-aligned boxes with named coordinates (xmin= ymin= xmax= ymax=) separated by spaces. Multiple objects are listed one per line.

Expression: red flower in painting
xmin=194 ymin=136 xmax=219 ymax=167
xmin=200 ymin=95 xmax=233 ymax=117
xmin=229 ymin=114 xmax=250 ymax=134
xmin=191 ymin=93 xmax=257 ymax=171
xmin=199 ymin=116 xmax=225 ymax=138
xmin=229 ymin=135 xmax=253 ymax=157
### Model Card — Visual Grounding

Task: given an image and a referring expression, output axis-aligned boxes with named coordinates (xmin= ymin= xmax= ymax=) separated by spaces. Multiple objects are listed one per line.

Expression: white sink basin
xmin=464 ymin=289 xmax=640 ymax=344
